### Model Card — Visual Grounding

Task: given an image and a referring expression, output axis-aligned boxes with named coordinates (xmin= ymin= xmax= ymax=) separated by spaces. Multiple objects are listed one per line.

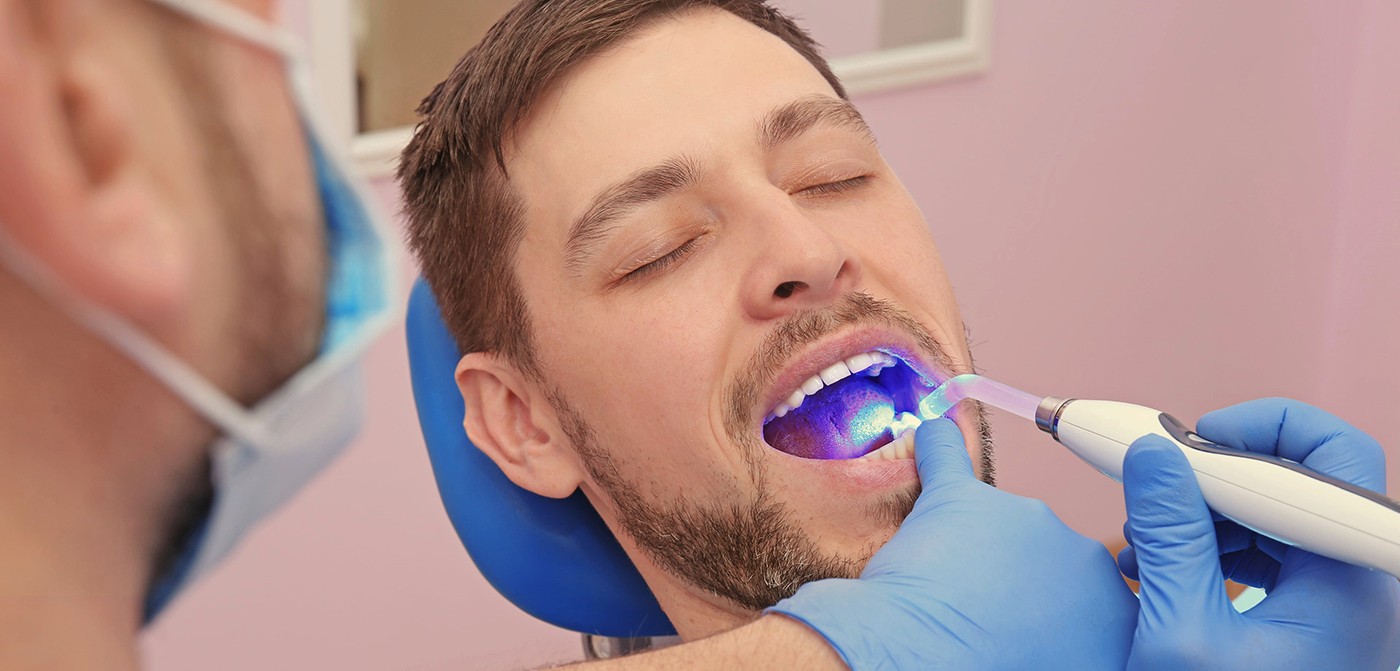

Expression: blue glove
xmin=1119 ymin=398 xmax=1400 ymax=670
xmin=770 ymin=418 xmax=1138 ymax=670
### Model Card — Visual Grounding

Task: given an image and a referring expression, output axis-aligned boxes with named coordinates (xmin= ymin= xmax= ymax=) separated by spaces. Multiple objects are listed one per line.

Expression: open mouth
xmin=761 ymin=350 xmax=935 ymax=461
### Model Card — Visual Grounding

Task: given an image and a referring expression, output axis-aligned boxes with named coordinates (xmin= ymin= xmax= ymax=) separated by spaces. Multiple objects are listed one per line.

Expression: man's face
xmin=0 ymin=0 xmax=328 ymax=599
xmin=506 ymin=8 xmax=985 ymax=628
xmin=135 ymin=0 xmax=330 ymax=574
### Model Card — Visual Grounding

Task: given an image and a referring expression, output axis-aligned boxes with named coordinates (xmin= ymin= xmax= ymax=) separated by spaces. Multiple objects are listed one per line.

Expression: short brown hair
xmin=399 ymin=0 xmax=845 ymax=378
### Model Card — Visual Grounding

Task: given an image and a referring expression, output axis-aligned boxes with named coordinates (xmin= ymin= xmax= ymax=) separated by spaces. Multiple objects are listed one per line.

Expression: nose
xmin=740 ymin=199 xmax=862 ymax=321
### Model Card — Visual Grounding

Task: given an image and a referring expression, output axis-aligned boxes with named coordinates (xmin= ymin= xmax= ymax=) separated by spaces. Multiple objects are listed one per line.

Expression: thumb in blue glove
xmin=771 ymin=418 xmax=1138 ymax=670
xmin=1120 ymin=399 xmax=1400 ymax=670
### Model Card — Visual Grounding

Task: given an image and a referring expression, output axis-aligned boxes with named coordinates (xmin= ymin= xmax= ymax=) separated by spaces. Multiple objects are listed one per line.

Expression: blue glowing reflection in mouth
xmin=762 ymin=357 xmax=929 ymax=460
xmin=838 ymin=400 xmax=896 ymax=458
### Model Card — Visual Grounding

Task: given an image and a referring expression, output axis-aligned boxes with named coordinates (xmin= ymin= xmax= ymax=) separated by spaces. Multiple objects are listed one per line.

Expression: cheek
xmin=855 ymin=194 xmax=969 ymax=354
xmin=530 ymin=287 xmax=745 ymax=486
xmin=568 ymin=385 xmax=750 ymax=506
xmin=852 ymin=192 xmax=951 ymax=287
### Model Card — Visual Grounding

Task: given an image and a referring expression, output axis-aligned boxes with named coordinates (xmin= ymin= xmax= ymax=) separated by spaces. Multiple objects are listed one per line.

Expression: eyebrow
xmin=562 ymin=96 xmax=875 ymax=274
xmin=759 ymin=95 xmax=877 ymax=151
xmin=564 ymin=155 xmax=702 ymax=274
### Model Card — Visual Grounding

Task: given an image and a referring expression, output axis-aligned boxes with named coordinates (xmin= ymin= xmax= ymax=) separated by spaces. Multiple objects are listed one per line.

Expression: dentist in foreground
xmin=0 ymin=0 xmax=1393 ymax=669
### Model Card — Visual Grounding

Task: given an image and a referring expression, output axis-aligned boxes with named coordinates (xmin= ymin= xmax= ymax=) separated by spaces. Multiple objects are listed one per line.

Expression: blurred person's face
xmin=463 ymin=8 xmax=989 ymax=637
xmin=0 ymin=0 xmax=326 ymax=581
xmin=2 ymin=0 xmax=325 ymax=410
xmin=139 ymin=0 xmax=328 ymax=402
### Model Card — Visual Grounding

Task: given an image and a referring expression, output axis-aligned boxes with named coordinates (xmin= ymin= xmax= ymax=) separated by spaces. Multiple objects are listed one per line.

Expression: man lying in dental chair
xmin=398 ymin=1 xmax=1400 ymax=668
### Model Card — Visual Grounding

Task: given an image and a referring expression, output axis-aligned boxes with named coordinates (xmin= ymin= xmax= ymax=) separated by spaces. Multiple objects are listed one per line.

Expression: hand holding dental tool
xmin=769 ymin=419 xmax=1138 ymax=670
xmin=1120 ymin=400 xmax=1400 ymax=670
xmin=917 ymin=374 xmax=1400 ymax=578
xmin=913 ymin=379 xmax=1400 ymax=667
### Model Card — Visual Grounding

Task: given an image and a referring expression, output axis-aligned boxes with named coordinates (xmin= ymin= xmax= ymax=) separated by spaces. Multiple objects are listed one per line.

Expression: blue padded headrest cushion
xmin=406 ymin=278 xmax=675 ymax=637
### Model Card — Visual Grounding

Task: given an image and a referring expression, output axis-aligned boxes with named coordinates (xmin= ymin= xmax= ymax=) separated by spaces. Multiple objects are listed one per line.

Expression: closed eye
xmin=619 ymin=236 xmax=703 ymax=284
xmin=796 ymin=175 xmax=872 ymax=198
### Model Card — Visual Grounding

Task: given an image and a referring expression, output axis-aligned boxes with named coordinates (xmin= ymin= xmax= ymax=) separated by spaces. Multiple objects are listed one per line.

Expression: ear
xmin=456 ymin=352 xmax=587 ymax=499
xmin=0 ymin=1 xmax=189 ymax=321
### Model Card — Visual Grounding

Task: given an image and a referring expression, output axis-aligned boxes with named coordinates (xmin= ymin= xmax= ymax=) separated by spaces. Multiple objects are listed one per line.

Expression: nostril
xmin=774 ymin=281 xmax=806 ymax=298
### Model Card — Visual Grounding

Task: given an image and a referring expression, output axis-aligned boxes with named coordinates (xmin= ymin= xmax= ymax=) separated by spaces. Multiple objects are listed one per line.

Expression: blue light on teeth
xmin=888 ymin=412 xmax=922 ymax=436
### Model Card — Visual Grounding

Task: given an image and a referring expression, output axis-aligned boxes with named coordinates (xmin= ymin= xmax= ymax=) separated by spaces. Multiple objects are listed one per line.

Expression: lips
xmin=758 ymin=340 xmax=940 ymax=461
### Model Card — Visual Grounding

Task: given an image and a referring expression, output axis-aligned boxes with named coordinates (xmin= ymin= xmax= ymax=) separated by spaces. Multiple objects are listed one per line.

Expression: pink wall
xmin=854 ymin=0 xmax=1400 ymax=539
xmin=142 ymin=2 xmax=1400 ymax=668
xmin=1317 ymin=0 xmax=1400 ymax=494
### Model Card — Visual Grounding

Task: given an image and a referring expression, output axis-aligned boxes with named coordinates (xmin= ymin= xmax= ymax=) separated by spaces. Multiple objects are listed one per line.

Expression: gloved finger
xmin=1197 ymin=398 xmax=1385 ymax=493
xmin=1214 ymin=520 xmax=1254 ymax=554
xmin=1123 ymin=435 xmax=1236 ymax=625
xmin=1257 ymin=536 xmax=1288 ymax=563
xmin=1117 ymin=544 xmax=1140 ymax=583
xmin=1214 ymin=520 xmax=1288 ymax=564
xmin=1250 ymin=545 xmax=1400 ymax=634
xmin=1213 ymin=521 xmax=1282 ymax=589
xmin=913 ymin=418 xmax=974 ymax=492
xmin=1219 ymin=546 xmax=1281 ymax=592
xmin=1123 ymin=484 xmax=1285 ymax=589
xmin=1119 ymin=520 xmax=1141 ymax=581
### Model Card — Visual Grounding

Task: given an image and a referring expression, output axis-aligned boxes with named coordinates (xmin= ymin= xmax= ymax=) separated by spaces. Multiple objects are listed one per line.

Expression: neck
xmin=0 ymin=281 xmax=207 ymax=670
xmin=0 ymin=500 xmax=145 ymax=671
xmin=647 ymin=576 xmax=762 ymax=641
xmin=0 ymin=411 xmax=150 ymax=670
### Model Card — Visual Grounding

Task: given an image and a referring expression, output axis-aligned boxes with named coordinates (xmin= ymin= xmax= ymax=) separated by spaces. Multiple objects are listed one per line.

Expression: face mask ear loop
xmin=144 ymin=0 xmax=300 ymax=59
xmin=0 ymin=226 xmax=271 ymax=449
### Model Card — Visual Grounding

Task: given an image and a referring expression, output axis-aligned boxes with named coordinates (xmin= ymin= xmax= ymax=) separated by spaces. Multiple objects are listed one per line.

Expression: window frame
xmin=309 ymin=0 xmax=992 ymax=178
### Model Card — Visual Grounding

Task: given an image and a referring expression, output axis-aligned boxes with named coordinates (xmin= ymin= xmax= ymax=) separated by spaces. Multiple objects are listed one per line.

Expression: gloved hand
xmin=769 ymin=418 xmax=1138 ymax=670
xmin=1119 ymin=398 xmax=1400 ymax=670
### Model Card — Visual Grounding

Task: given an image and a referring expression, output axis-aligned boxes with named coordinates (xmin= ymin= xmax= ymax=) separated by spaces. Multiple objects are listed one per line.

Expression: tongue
xmin=764 ymin=377 xmax=897 ymax=459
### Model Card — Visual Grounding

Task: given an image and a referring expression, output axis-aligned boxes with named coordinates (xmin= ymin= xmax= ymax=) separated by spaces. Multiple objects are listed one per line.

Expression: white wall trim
xmin=306 ymin=1 xmax=357 ymax=151
xmin=353 ymin=126 xmax=417 ymax=177
xmin=337 ymin=0 xmax=993 ymax=178
xmin=835 ymin=0 xmax=992 ymax=96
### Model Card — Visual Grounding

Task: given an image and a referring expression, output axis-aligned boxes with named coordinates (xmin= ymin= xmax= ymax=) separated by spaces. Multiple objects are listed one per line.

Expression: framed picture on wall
xmin=308 ymin=0 xmax=992 ymax=177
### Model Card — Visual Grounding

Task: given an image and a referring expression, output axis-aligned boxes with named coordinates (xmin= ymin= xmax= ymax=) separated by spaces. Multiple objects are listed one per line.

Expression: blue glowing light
xmin=888 ymin=412 xmax=923 ymax=436
xmin=918 ymin=384 xmax=958 ymax=420
xmin=841 ymin=401 xmax=895 ymax=456
xmin=833 ymin=403 xmax=923 ymax=459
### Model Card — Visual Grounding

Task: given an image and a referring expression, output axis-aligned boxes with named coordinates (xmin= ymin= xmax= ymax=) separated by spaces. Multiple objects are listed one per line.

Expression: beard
xmin=550 ymin=292 xmax=994 ymax=612
xmin=143 ymin=7 xmax=328 ymax=599
xmin=151 ymin=3 xmax=328 ymax=408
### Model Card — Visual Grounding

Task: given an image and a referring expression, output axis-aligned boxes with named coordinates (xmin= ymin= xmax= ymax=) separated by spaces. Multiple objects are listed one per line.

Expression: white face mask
xmin=0 ymin=0 xmax=398 ymax=621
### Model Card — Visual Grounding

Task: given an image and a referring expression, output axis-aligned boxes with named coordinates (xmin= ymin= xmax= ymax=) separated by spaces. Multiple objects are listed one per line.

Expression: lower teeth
xmin=860 ymin=428 xmax=917 ymax=460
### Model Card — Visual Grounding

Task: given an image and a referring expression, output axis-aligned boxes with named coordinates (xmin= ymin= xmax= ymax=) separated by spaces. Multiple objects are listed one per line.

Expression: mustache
xmin=723 ymin=291 xmax=956 ymax=443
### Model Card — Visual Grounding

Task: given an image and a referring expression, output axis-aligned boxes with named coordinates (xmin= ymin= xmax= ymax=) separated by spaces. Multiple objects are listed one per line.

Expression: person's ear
xmin=0 ymin=0 xmax=189 ymax=322
xmin=456 ymin=353 xmax=588 ymax=499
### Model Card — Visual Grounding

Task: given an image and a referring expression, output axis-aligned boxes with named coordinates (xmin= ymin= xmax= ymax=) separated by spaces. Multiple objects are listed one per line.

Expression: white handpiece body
xmin=1049 ymin=399 xmax=1400 ymax=578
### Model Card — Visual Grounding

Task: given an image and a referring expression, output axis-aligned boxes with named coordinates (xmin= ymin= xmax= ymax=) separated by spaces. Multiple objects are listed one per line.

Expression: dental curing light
xmin=918 ymin=374 xmax=1400 ymax=578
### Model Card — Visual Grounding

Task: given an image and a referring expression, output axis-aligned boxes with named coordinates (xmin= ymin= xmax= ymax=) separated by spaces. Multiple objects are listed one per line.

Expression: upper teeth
xmin=767 ymin=351 xmax=897 ymax=421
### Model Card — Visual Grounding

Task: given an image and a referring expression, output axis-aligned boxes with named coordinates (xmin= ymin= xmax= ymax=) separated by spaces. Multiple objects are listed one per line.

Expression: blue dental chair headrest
xmin=405 ymin=278 xmax=675 ymax=637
